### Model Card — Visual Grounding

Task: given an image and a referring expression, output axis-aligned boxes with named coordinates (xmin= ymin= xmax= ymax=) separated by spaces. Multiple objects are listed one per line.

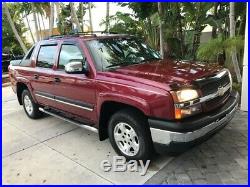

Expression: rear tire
xmin=108 ymin=109 xmax=154 ymax=161
xmin=22 ymin=89 xmax=42 ymax=119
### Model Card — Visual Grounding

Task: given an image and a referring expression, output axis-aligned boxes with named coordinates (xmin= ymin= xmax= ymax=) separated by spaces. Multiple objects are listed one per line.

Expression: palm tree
xmin=158 ymin=2 xmax=164 ymax=57
xmin=3 ymin=3 xmax=28 ymax=53
xmin=88 ymin=3 xmax=93 ymax=31
xmin=70 ymin=3 xmax=82 ymax=32
xmin=229 ymin=2 xmax=242 ymax=83
xmin=105 ymin=2 xmax=110 ymax=32
xmin=25 ymin=14 xmax=35 ymax=44
xmin=31 ymin=3 xmax=40 ymax=41
xmin=49 ymin=3 xmax=55 ymax=36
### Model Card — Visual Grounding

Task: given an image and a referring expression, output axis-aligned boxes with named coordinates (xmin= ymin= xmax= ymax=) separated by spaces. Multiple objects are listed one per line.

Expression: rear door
xmin=52 ymin=40 xmax=96 ymax=124
xmin=30 ymin=43 xmax=59 ymax=108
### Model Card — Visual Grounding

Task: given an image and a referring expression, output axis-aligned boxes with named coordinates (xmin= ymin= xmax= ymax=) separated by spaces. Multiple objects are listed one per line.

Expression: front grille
xmin=203 ymin=89 xmax=231 ymax=111
xmin=195 ymin=71 xmax=230 ymax=96
xmin=194 ymin=70 xmax=231 ymax=112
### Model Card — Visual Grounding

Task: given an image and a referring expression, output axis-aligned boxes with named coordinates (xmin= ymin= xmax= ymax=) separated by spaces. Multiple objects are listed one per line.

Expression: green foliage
xmin=2 ymin=3 xmax=30 ymax=55
xmin=57 ymin=4 xmax=72 ymax=34
xmin=232 ymin=82 xmax=241 ymax=95
xmin=197 ymin=36 xmax=244 ymax=62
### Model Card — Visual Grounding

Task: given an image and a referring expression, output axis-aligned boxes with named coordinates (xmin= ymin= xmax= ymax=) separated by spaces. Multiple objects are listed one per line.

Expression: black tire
xmin=21 ymin=89 xmax=42 ymax=119
xmin=108 ymin=108 xmax=154 ymax=161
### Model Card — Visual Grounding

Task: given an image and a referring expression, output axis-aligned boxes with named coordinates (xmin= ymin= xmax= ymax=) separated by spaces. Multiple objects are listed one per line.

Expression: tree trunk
xmin=88 ymin=3 xmax=93 ymax=32
xmin=49 ymin=3 xmax=54 ymax=36
xmin=176 ymin=3 xmax=184 ymax=57
xmin=212 ymin=3 xmax=219 ymax=38
xmin=79 ymin=3 xmax=84 ymax=32
xmin=105 ymin=2 xmax=110 ymax=32
xmin=25 ymin=14 xmax=35 ymax=44
xmin=32 ymin=4 xmax=40 ymax=41
xmin=40 ymin=14 xmax=46 ymax=37
xmin=37 ymin=13 xmax=43 ymax=39
xmin=158 ymin=2 xmax=164 ymax=58
xmin=229 ymin=2 xmax=242 ymax=83
xmin=3 ymin=3 xmax=28 ymax=53
xmin=70 ymin=3 xmax=82 ymax=32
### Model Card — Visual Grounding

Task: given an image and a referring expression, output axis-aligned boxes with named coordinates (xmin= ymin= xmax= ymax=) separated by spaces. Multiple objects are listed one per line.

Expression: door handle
xmin=34 ymin=74 xmax=39 ymax=79
xmin=54 ymin=77 xmax=61 ymax=83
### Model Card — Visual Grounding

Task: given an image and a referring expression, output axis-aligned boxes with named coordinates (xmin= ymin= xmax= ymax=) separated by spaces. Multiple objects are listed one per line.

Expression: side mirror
xmin=65 ymin=59 xmax=87 ymax=74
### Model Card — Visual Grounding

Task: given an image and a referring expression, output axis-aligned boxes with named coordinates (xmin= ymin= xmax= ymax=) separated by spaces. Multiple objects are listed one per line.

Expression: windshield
xmin=86 ymin=38 xmax=161 ymax=71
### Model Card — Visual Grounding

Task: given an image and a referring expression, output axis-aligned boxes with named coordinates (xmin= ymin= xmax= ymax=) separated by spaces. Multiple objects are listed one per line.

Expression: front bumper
xmin=149 ymin=91 xmax=239 ymax=147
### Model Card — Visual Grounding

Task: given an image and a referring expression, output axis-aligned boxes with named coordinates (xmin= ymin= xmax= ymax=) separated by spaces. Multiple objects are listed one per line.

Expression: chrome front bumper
xmin=150 ymin=92 xmax=239 ymax=145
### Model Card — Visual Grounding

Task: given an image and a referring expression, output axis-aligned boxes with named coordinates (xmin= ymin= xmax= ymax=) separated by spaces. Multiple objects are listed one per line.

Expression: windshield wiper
xmin=106 ymin=62 xmax=128 ymax=69
xmin=139 ymin=57 xmax=161 ymax=63
xmin=106 ymin=61 xmax=140 ymax=69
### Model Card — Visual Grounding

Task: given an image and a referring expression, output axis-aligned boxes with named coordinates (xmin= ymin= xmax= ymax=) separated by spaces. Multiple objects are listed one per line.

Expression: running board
xmin=39 ymin=107 xmax=98 ymax=133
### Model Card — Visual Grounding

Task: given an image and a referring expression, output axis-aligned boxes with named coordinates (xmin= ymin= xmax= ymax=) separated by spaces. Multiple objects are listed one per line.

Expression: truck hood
xmin=113 ymin=59 xmax=221 ymax=87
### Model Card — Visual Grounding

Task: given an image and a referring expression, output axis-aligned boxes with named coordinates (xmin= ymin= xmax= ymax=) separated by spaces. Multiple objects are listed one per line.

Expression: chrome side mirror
xmin=65 ymin=59 xmax=86 ymax=74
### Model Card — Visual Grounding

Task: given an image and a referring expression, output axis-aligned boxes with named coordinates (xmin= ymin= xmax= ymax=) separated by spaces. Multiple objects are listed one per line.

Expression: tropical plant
xmin=3 ymin=3 xmax=28 ymax=53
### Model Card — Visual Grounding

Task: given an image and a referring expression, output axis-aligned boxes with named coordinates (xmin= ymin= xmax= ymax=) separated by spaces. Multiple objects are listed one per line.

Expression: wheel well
xmin=16 ymin=82 xmax=28 ymax=105
xmin=98 ymin=101 xmax=147 ymax=141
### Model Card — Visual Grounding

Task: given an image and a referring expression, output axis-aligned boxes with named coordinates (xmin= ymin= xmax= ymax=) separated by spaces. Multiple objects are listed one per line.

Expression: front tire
xmin=108 ymin=109 xmax=153 ymax=161
xmin=22 ymin=89 xmax=42 ymax=119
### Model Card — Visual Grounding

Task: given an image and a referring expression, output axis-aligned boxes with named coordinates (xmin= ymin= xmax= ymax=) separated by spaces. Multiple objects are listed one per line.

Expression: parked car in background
xmin=2 ymin=52 xmax=23 ymax=72
xmin=8 ymin=32 xmax=239 ymax=160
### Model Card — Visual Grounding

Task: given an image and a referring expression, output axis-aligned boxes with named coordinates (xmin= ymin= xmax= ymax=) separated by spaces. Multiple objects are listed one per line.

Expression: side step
xmin=39 ymin=107 xmax=98 ymax=133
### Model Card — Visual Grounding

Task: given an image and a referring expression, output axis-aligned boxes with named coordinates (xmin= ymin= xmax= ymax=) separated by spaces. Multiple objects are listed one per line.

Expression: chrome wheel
xmin=114 ymin=122 xmax=139 ymax=156
xmin=24 ymin=95 xmax=33 ymax=115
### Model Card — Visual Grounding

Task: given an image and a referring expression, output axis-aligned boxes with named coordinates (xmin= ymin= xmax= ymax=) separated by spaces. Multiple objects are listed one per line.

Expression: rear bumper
xmin=149 ymin=91 xmax=239 ymax=147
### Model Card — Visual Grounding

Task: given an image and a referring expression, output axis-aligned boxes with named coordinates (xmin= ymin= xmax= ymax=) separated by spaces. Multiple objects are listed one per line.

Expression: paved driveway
xmin=2 ymin=86 xmax=248 ymax=184
xmin=2 ymin=86 xmax=173 ymax=184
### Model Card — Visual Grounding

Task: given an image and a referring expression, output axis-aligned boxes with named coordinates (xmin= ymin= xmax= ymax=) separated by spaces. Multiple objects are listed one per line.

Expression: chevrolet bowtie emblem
xmin=218 ymin=86 xmax=224 ymax=96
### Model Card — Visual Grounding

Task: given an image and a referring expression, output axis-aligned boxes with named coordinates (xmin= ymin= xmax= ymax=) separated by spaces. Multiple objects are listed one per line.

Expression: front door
xmin=52 ymin=41 xmax=96 ymax=124
xmin=30 ymin=43 xmax=58 ymax=109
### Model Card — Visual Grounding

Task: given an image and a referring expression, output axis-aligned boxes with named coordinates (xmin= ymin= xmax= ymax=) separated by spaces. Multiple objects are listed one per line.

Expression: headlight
xmin=170 ymin=89 xmax=200 ymax=119
xmin=175 ymin=89 xmax=199 ymax=102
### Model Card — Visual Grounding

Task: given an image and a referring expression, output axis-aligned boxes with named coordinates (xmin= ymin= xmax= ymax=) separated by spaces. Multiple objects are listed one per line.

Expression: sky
xmin=24 ymin=2 xmax=132 ymax=43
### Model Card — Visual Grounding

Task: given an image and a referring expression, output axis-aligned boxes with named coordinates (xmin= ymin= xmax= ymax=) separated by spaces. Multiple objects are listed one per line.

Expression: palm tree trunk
xmin=32 ymin=4 xmax=40 ymax=41
xmin=70 ymin=3 xmax=82 ymax=32
xmin=158 ymin=2 xmax=164 ymax=57
xmin=79 ymin=3 xmax=84 ymax=32
xmin=176 ymin=3 xmax=184 ymax=57
xmin=229 ymin=2 xmax=242 ymax=83
xmin=41 ymin=14 xmax=46 ymax=37
xmin=88 ymin=3 xmax=93 ymax=32
xmin=105 ymin=2 xmax=110 ymax=32
xmin=49 ymin=3 xmax=55 ymax=36
xmin=3 ymin=3 xmax=28 ymax=53
xmin=212 ymin=3 xmax=219 ymax=38
xmin=36 ymin=13 xmax=43 ymax=39
xmin=25 ymin=14 xmax=35 ymax=44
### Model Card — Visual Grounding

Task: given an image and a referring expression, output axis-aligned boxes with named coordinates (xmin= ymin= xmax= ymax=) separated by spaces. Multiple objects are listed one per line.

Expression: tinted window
xmin=37 ymin=45 xmax=57 ymax=68
xmin=58 ymin=45 xmax=84 ymax=69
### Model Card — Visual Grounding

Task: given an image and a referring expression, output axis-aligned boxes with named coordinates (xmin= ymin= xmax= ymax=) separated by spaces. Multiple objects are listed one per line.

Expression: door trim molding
xmin=35 ymin=91 xmax=94 ymax=111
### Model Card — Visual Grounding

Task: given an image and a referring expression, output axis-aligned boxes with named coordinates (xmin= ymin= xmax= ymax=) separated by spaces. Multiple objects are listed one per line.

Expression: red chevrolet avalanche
xmin=9 ymin=33 xmax=239 ymax=160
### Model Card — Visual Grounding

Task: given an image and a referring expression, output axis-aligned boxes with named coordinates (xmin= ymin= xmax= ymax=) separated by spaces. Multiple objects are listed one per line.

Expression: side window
xmin=20 ymin=46 xmax=35 ymax=66
xmin=58 ymin=44 xmax=85 ymax=69
xmin=37 ymin=45 xmax=57 ymax=68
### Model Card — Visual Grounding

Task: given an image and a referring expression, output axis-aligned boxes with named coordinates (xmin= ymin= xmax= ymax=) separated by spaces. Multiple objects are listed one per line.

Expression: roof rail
xmin=44 ymin=31 xmax=120 ymax=40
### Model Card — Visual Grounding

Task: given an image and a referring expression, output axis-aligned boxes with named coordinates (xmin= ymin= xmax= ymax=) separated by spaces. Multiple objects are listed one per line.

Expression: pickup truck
xmin=9 ymin=33 xmax=239 ymax=160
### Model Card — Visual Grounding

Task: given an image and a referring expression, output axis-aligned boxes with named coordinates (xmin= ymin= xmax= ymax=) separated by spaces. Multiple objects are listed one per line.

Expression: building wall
xmin=241 ymin=3 xmax=248 ymax=111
